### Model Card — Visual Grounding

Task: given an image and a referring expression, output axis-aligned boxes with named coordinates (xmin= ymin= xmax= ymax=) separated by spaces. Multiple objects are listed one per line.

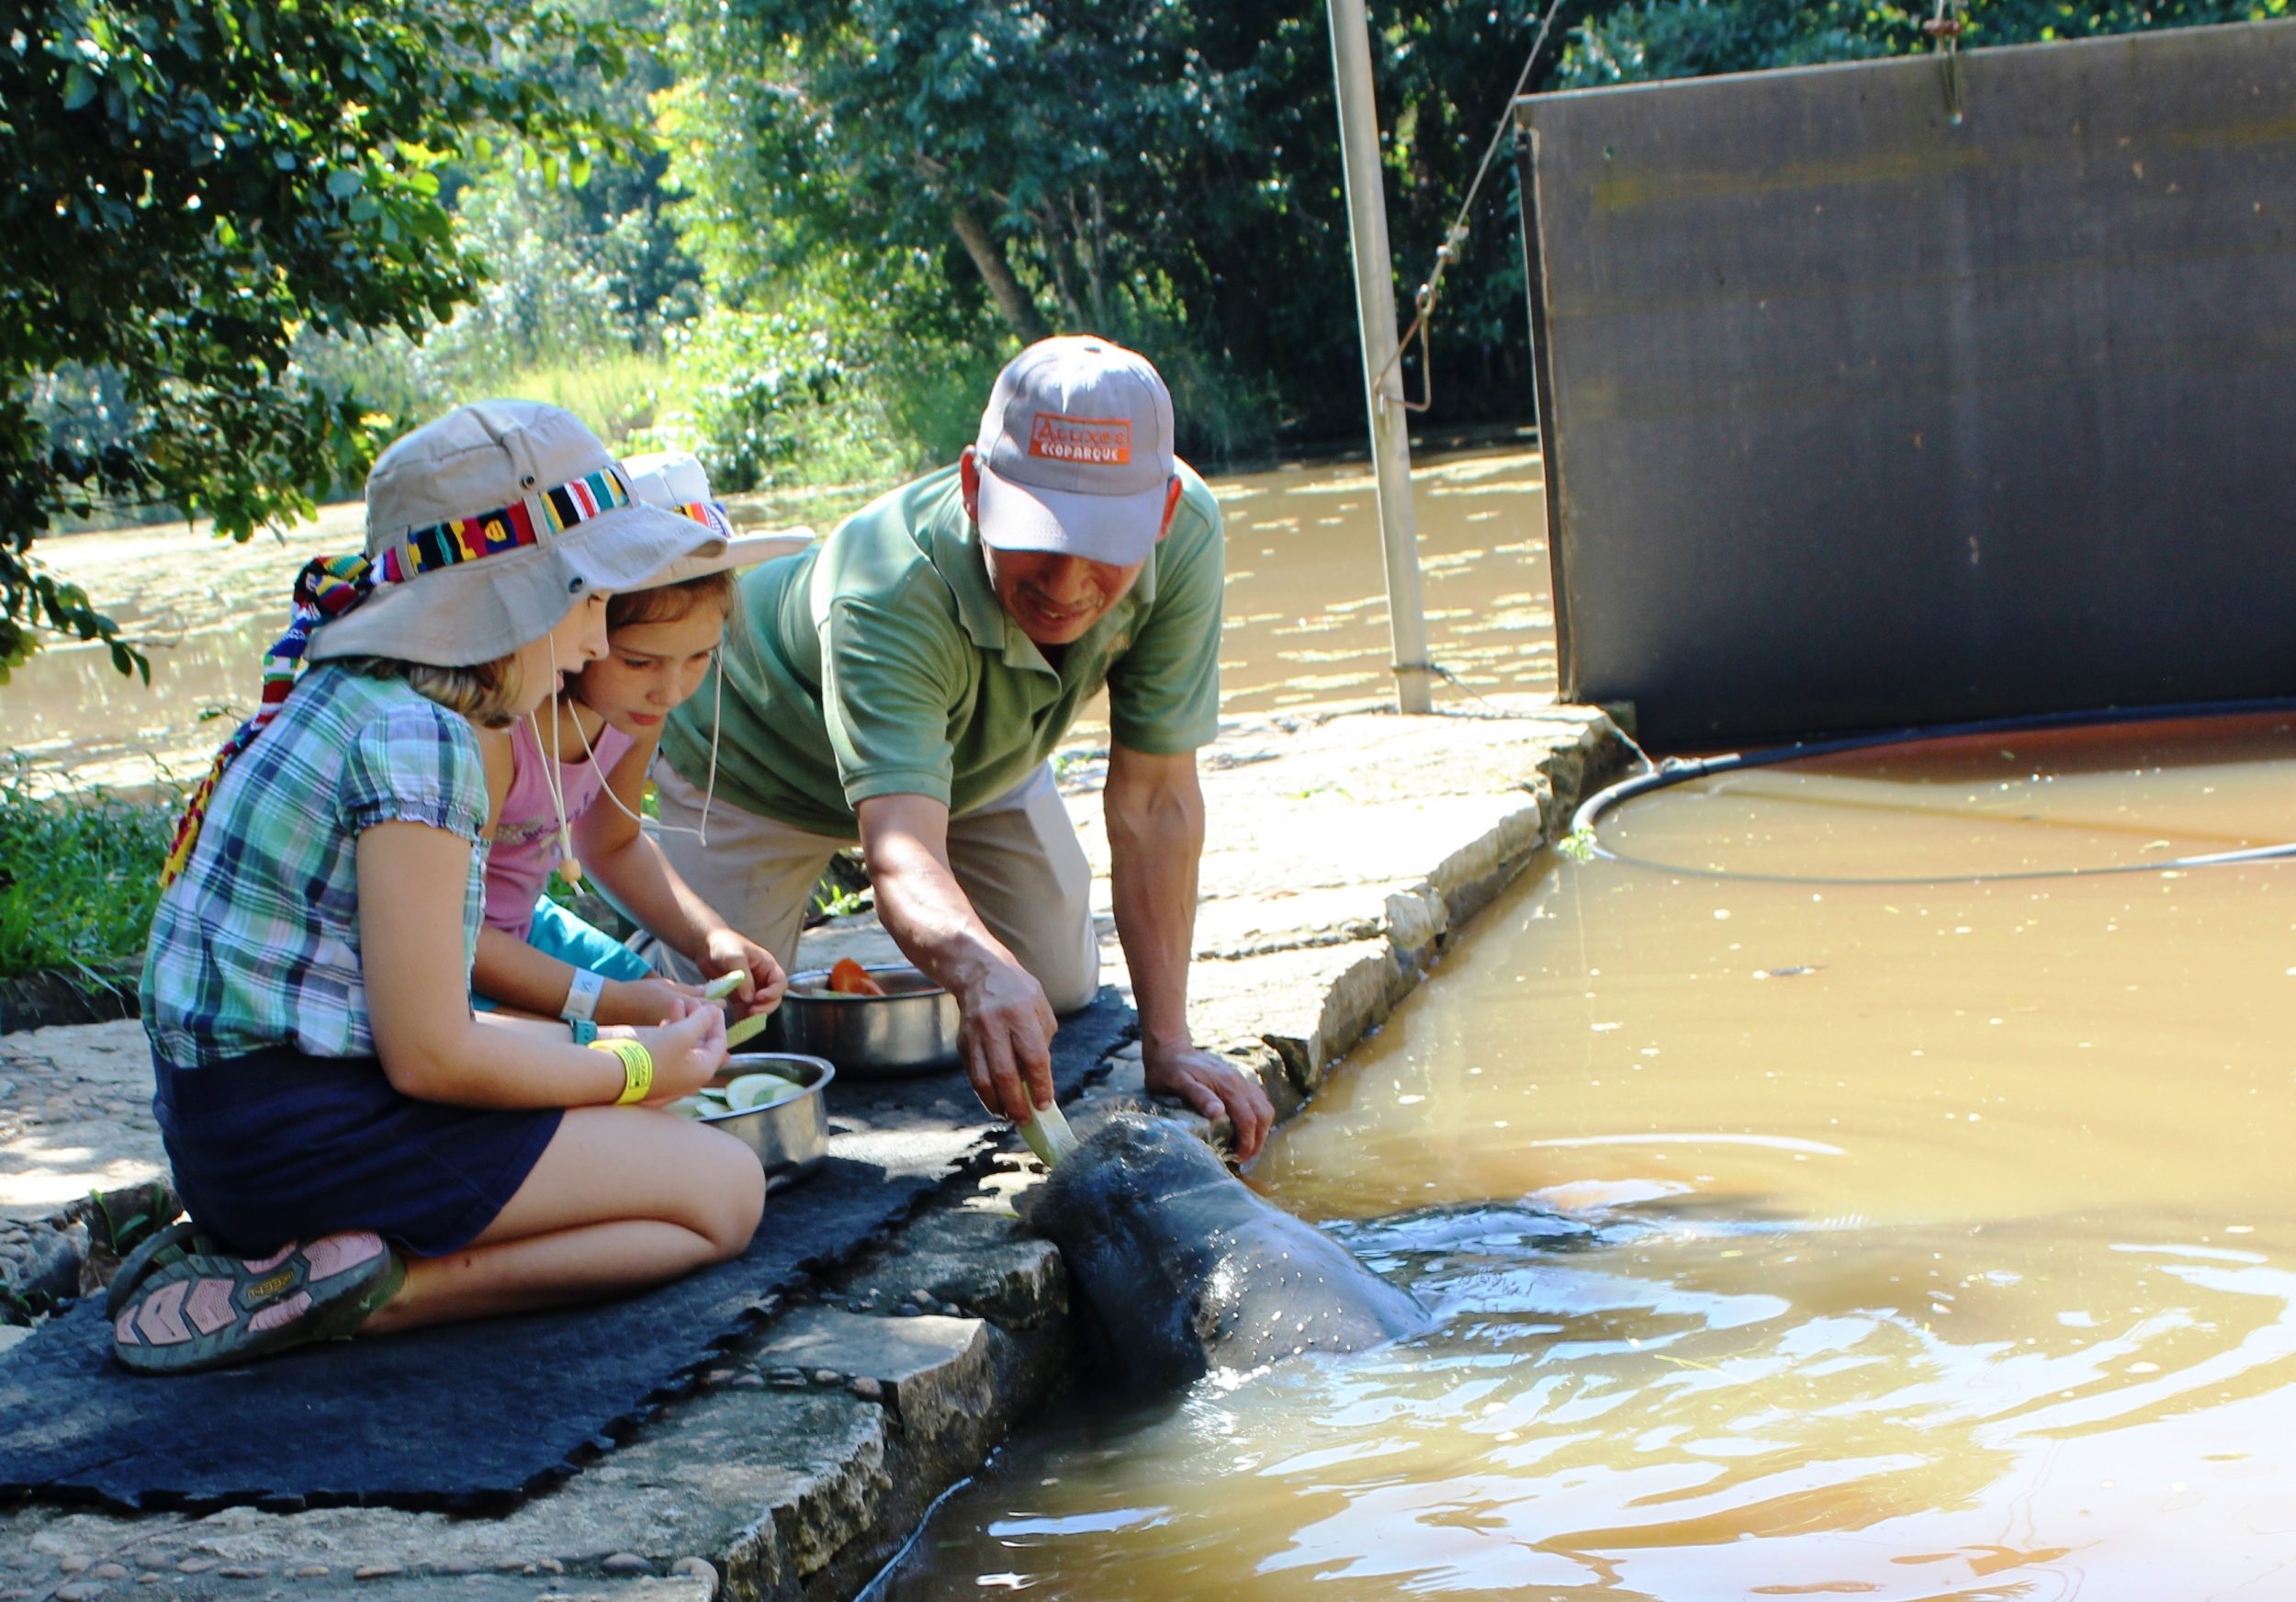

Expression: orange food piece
xmin=827 ymin=957 xmax=887 ymax=997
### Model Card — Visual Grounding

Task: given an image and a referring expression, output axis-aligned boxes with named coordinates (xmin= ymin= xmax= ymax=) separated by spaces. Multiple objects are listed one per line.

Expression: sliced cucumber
xmin=724 ymin=1072 xmax=804 ymax=1111
xmin=703 ymin=971 xmax=748 ymax=1001
xmin=1017 ymin=1101 xmax=1081 ymax=1167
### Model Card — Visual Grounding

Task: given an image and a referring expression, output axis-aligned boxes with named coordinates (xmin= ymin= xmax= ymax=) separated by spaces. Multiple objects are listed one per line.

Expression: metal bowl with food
xmin=671 ymin=1052 xmax=836 ymax=1189
xmin=765 ymin=962 xmax=962 ymax=1077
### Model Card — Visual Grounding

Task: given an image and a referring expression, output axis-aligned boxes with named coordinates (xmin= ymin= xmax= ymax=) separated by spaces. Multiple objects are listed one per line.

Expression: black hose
xmin=1568 ymin=698 xmax=2296 ymax=888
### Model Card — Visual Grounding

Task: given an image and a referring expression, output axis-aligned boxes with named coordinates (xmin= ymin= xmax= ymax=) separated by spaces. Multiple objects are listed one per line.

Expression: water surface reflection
xmin=873 ymin=719 xmax=2296 ymax=1600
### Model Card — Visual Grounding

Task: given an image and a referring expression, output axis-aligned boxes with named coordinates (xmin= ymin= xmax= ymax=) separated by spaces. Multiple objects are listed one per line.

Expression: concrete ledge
xmin=832 ymin=1206 xmax=1067 ymax=1331
xmin=1090 ymin=700 xmax=1622 ymax=1098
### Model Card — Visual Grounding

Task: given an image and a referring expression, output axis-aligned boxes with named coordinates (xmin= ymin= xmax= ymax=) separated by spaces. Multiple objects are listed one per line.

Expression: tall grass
xmin=0 ymin=761 xmax=174 ymax=985
xmin=502 ymin=352 xmax=668 ymax=454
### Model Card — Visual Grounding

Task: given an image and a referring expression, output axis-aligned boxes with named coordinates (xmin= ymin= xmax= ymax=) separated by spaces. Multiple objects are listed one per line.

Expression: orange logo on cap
xmin=1029 ymin=413 xmax=1131 ymax=465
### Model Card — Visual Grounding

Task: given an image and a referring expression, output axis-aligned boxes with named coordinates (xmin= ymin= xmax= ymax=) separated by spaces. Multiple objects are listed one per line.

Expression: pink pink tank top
xmin=484 ymin=714 xmax=638 ymax=935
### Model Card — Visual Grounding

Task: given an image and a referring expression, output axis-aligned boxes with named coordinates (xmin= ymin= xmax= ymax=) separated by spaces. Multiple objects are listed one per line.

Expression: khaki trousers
xmin=649 ymin=760 xmax=1101 ymax=1012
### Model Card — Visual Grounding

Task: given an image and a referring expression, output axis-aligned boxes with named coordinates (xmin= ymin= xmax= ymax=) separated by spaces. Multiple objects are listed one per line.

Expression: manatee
xmin=1018 ymin=1112 xmax=1428 ymax=1392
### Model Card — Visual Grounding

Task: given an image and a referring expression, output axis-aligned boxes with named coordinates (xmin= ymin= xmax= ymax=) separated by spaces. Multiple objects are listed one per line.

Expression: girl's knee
xmin=694 ymin=1139 xmax=765 ymax=1258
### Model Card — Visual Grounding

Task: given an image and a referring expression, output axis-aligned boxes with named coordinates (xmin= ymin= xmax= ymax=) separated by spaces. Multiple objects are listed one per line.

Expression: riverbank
xmin=0 ymin=695 xmax=1622 ymax=1599
xmin=4 ymin=444 xmax=1553 ymax=800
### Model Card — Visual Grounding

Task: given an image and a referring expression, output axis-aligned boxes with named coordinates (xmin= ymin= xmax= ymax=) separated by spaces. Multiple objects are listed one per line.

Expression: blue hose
xmin=1568 ymin=698 xmax=2296 ymax=887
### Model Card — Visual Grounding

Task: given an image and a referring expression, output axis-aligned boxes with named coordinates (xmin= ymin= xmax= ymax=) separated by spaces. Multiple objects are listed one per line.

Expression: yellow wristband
xmin=587 ymin=1038 xmax=654 ymax=1105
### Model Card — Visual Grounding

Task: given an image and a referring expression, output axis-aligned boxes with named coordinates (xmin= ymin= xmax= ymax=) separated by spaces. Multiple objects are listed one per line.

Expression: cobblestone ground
xmin=0 ymin=1021 xmax=168 ymax=1337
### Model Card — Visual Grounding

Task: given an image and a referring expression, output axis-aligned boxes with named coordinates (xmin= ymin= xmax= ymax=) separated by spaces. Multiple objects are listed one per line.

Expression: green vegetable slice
xmin=703 ymin=971 xmax=748 ymax=1001
xmin=724 ymin=1072 xmax=803 ymax=1111
xmin=1018 ymin=1101 xmax=1081 ymax=1167
xmin=725 ymin=1010 xmax=773 ymax=1048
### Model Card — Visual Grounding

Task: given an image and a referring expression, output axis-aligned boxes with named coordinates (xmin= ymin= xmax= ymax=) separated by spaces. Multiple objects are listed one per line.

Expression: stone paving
xmin=0 ymin=695 xmax=1624 ymax=1599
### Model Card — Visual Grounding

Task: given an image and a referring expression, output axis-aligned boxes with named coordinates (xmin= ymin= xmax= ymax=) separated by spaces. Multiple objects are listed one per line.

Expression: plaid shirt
xmin=141 ymin=664 xmax=489 ymax=1072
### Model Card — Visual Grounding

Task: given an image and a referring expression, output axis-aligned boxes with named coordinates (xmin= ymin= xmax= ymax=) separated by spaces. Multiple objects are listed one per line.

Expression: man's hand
xmin=1143 ymin=1043 xmax=1275 ymax=1161
xmin=1107 ymin=744 xmax=1263 ymax=1154
xmin=857 ymin=792 xmax=1064 ymax=1129
xmin=702 ymin=928 xmax=787 ymax=1017
xmin=957 ymin=958 xmax=1061 ymax=1127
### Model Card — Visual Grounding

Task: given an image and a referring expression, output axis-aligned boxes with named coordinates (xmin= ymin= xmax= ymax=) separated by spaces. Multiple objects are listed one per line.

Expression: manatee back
xmin=1194 ymin=1200 xmax=1430 ymax=1372
xmin=1021 ymin=1113 xmax=1425 ymax=1387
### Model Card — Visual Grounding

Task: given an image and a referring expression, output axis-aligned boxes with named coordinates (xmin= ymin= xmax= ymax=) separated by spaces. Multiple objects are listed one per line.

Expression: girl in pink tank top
xmin=471 ymin=457 xmax=810 ymax=1031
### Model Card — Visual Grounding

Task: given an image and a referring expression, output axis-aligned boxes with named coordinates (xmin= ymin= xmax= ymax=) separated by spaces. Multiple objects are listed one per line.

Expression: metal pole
xmin=1327 ymin=0 xmax=1434 ymax=714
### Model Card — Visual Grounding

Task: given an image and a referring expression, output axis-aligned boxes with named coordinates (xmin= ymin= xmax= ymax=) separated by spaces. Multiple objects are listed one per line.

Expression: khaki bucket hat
xmin=307 ymin=401 xmax=724 ymax=668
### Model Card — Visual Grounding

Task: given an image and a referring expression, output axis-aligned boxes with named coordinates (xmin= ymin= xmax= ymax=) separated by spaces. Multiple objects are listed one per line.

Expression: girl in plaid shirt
xmin=115 ymin=402 xmax=767 ymax=1374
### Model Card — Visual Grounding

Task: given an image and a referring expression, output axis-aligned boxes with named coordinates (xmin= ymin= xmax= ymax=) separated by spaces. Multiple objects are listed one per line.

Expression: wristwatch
xmin=562 ymin=967 xmax=605 ymax=1025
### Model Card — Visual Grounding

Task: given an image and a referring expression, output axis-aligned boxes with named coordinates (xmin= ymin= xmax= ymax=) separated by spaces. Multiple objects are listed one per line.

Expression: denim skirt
xmin=152 ymin=1044 xmax=563 ymax=1259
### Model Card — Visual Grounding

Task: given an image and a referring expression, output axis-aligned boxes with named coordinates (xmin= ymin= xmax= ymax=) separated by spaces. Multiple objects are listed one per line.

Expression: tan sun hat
xmin=306 ymin=401 xmax=725 ymax=668
xmin=620 ymin=449 xmax=814 ymax=588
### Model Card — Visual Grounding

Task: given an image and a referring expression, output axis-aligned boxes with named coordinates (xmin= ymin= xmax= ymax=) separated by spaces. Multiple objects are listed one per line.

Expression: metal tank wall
xmin=1514 ymin=21 xmax=2296 ymax=749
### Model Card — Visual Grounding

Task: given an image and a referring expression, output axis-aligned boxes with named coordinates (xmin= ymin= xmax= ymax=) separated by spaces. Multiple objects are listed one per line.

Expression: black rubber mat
xmin=0 ymin=991 xmax=1132 ymax=1512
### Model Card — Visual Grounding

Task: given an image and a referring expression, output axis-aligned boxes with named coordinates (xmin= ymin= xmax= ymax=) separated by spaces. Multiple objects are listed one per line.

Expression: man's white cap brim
xmin=633 ymin=528 xmax=815 ymax=591
xmin=975 ymin=460 xmax=1165 ymax=566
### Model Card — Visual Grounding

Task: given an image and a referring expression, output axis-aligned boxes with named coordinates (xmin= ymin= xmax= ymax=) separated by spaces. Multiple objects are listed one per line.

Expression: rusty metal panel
xmin=1514 ymin=22 xmax=2296 ymax=748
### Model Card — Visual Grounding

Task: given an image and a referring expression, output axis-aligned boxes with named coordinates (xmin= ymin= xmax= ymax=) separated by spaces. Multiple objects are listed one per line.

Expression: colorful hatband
xmin=668 ymin=500 xmax=737 ymax=543
xmin=378 ymin=465 xmax=634 ymax=583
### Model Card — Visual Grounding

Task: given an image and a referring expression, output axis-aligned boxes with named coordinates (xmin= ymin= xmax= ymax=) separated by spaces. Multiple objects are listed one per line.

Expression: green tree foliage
xmin=1 ymin=0 xmax=645 ymax=684
xmin=287 ymin=0 xmax=703 ymax=478
xmin=445 ymin=0 xmax=703 ymax=356
xmin=661 ymin=0 xmax=1557 ymax=463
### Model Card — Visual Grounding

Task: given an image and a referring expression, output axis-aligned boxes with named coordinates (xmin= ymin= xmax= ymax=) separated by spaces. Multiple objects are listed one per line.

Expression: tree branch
xmin=950 ymin=201 xmax=1049 ymax=344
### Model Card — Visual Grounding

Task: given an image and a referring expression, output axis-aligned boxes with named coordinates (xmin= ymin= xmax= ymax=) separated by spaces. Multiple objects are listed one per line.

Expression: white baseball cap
xmin=620 ymin=450 xmax=812 ymax=585
xmin=972 ymin=336 xmax=1176 ymax=566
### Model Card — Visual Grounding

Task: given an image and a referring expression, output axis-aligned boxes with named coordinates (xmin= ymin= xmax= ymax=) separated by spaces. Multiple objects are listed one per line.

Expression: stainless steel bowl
xmin=695 ymin=1052 xmax=835 ymax=1189
xmin=766 ymin=963 xmax=962 ymax=1077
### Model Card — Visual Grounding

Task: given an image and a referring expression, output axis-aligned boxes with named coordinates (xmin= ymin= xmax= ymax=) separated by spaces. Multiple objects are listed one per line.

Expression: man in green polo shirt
xmin=654 ymin=336 xmax=1274 ymax=1158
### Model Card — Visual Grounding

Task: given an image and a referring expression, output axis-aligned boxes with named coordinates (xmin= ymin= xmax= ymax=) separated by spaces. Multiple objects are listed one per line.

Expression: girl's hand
xmin=702 ymin=929 xmax=787 ymax=1017
xmin=622 ymin=1007 xmax=727 ymax=1102
xmin=600 ymin=974 xmax=707 ymax=1027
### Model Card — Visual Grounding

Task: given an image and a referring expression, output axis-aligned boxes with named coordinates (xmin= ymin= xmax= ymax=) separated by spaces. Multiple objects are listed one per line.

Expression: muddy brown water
xmin=4 ymin=446 xmax=1552 ymax=793
xmin=870 ymin=716 xmax=2296 ymax=1600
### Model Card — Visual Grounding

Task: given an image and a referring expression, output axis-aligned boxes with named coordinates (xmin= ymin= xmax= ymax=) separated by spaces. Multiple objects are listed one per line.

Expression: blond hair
xmin=332 ymin=654 xmax=526 ymax=729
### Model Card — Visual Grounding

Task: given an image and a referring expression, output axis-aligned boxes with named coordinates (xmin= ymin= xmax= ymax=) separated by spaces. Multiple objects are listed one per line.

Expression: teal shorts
xmin=472 ymin=897 xmax=653 ymax=1012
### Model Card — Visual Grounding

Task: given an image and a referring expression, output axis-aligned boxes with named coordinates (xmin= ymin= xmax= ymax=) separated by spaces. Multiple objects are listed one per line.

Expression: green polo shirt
xmin=660 ymin=461 xmax=1223 ymax=838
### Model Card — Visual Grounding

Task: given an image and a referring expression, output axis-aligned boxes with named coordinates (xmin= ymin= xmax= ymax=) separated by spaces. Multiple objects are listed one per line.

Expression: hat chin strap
xmin=528 ymin=630 xmax=584 ymax=886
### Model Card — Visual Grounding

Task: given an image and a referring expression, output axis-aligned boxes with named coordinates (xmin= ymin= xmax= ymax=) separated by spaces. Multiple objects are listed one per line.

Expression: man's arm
xmin=857 ymin=792 xmax=1059 ymax=1127
xmin=1104 ymin=742 xmax=1274 ymax=1159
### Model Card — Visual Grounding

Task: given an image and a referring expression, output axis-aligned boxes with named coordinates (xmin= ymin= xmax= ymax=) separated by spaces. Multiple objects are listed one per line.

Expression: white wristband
xmin=561 ymin=966 xmax=605 ymax=1024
